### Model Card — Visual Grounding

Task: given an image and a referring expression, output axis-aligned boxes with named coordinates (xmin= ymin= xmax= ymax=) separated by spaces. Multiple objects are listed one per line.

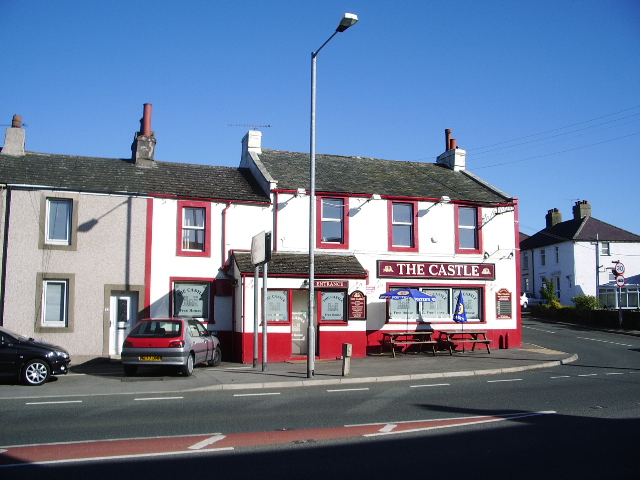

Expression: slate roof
xmin=233 ymin=252 xmax=367 ymax=278
xmin=257 ymin=149 xmax=513 ymax=204
xmin=521 ymin=216 xmax=640 ymax=250
xmin=0 ymin=152 xmax=270 ymax=203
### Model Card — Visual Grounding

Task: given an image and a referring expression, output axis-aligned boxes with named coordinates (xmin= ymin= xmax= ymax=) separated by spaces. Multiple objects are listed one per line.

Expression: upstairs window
xmin=541 ymin=249 xmax=546 ymax=266
xmin=456 ymin=206 xmax=481 ymax=254
xmin=177 ymin=201 xmax=211 ymax=257
xmin=46 ymin=199 xmax=72 ymax=245
xmin=601 ymin=242 xmax=610 ymax=256
xmin=523 ymin=252 xmax=529 ymax=270
xmin=318 ymin=197 xmax=348 ymax=249
xmin=388 ymin=201 xmax=418 ymax=252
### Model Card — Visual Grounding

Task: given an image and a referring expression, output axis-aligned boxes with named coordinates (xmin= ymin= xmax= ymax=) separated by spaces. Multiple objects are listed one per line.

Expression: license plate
xmin=140 ymin=355 xmax=162 ymax=361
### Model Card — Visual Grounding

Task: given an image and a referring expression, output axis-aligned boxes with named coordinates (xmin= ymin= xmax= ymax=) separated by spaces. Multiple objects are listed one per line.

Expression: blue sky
xmin=2 ymin=0 xmax=639 ymax=236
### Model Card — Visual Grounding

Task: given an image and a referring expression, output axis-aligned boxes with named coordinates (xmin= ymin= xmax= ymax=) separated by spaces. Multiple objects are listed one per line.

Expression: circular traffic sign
xmin=614 ymin=262 xmax=625 ymax=275
xmin=616 ymin=275 xmax=626 ymax=287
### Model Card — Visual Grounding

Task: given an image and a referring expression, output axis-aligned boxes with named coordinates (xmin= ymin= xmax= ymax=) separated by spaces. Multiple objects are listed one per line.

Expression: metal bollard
xmin=342 ymin=343 xmax=352 ymax=376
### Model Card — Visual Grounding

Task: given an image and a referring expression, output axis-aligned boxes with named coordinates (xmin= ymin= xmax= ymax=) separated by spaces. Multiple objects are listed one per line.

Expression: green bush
xmin=540 ymin=277 xmax=559 ymax=303
xmin=571 ymin=294 xmax=602 ymax=310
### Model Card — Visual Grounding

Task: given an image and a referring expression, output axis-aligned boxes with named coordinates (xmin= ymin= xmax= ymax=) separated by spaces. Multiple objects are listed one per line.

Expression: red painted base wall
xmin=231 ymin=326 xmax=522 ymax=363
xmin=233 ymin=330 xmax=367 ymax=364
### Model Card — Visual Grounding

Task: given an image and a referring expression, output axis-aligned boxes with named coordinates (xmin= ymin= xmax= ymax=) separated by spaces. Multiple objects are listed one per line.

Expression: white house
xmin=520 ymin=200 xmax=640 ymax=307
xmin=231 ymin=129 xmax=522 ymax=362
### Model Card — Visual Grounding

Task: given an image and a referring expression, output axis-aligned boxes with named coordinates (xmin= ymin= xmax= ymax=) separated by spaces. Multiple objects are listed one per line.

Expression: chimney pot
xmin=11 ymin=115 xmax=22 ymax=128
xmin=445 ymin=129 xmax=452 ymax=151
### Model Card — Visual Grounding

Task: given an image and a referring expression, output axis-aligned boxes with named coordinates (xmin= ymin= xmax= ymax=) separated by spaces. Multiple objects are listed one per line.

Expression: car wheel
xmin=209 ymin=346 xmax=222 ymax=367
xmin=123 ymin=365 xmax=137 ymax=377
xmin=22 ymin=359 xmax=50 ymax=386
xmin=181 ymin=353 xmax=194 ymax=376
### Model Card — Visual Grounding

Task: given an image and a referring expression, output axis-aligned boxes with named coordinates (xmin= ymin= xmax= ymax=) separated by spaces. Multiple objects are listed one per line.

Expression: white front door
xmin=109 ymin=293 xmax=138 ymax=355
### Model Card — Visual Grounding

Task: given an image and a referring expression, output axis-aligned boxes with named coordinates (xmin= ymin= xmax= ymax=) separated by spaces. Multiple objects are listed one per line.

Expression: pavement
xmin=67 ymin=342 xmax=578 ymax=392
xmin=62 ymin=315 xmax=640 ymax=392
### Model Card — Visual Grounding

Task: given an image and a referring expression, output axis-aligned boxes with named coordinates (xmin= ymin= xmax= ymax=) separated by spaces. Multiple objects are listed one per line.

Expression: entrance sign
xmin=378 ymin=261 xmax=495 ymax=280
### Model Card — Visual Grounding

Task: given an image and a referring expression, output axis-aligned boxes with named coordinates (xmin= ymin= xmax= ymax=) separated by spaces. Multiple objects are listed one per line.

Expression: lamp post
xmin=308 ymin=13 xmax=358 ymax=379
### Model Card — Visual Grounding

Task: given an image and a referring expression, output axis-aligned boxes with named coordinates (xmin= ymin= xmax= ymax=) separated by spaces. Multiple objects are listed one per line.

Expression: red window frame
xmin=176 ymin=201 xmax=211 ymax=257
xmin=388 ymin=200 xmax=419 ymax=252
xmin=455 ymin=205 xmax=482 ymax=254
xmin=316 ymin=196 xmax=349 ymax=250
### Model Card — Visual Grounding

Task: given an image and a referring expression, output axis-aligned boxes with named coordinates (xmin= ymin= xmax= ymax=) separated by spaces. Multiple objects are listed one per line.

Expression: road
xmin=1 ymin=317 xmax=640 ymax=479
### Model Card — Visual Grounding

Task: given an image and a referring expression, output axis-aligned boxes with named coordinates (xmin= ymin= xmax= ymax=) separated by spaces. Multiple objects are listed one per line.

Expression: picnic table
xmin=437 ymin=330 xmax=491 ymax=355
xmin=380 ymin=331 xmax=437 ymax=358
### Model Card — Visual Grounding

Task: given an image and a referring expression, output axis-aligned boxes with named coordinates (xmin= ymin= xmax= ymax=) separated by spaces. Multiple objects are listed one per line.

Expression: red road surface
xmin=0 ymin=411 xmax=553 ymax=467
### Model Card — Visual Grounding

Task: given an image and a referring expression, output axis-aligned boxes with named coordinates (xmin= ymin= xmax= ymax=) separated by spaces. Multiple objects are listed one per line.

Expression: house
xmin=520 ymin=200 xmax=640 ymax=308
xmin=1 ymin=107 xmax=522 ymax=362
xmin=231 ymin=129 xmax=522 ymax=363
xmin=0 ymin=107 xmax=270 ymax=357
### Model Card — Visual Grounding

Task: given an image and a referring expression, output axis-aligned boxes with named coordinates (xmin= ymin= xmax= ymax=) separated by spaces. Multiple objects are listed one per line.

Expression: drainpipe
xmin=0 ymin=186 xmax=12 ymax=326
xmin=222 ymin=202 xmax=231 ymax=266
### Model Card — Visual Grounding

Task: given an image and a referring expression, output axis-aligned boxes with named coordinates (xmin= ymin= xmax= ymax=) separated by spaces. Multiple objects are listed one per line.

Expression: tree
xmin=540 ymin=277 xmax=558 ymax=303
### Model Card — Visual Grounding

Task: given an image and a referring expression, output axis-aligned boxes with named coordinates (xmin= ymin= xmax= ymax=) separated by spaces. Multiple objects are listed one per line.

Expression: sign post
xmin=614 ymin=262 xmax=625 ymax=328
xmin=251 ymin=231 xmax=272 ymax=371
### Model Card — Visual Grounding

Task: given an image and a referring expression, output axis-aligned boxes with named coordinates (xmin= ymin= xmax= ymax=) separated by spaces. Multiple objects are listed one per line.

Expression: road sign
xmin=614 ymin=262 xmax=625 ymax=275
xmin=615 ymin=275 xmax=626 ymax=287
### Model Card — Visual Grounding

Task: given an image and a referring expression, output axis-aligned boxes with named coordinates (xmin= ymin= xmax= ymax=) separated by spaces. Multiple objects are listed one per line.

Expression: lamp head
xmin=336 ymin=13 xmax=358 ymax=32
xmin=439 ymin=195 xmax=451 ymax=204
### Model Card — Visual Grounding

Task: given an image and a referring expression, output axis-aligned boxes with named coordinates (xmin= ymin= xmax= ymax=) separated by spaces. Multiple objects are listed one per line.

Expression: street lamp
xmin=308 ymin=13 xmax=358 ymax=378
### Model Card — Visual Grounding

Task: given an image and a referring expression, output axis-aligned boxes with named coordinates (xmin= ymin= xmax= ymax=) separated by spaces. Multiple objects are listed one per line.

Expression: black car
xmin=0 ymin=326 xmax=71 ymax=386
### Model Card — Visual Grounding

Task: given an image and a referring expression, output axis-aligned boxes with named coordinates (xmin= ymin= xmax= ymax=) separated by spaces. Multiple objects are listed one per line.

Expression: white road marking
xmin=522 ymin=326 xmax=557 ymax=333
xmin=605 ymin=372 xmax=625 ymax=375
xmin=326 ymin=388 xmax=369 ymax=392
xmin=487 ymin=379 xmax=522 ymax=383
xmin=133 ymin=397 xmax=183 ymax=401
xmin=578 ymin=374 xmax=598 ymax=377
xmin=576 ymin=337 xmax=634 ymax=347
xmin=25 ymin=400 xmax=83 ymax=405
xmin=188 ymin=434 xmax=226 ymax=450
xmin=233 ymin=392 xmax=281 ymax=397
xmin=224 ymin=366 xmax=253 ymax=370
xmin=410 ymin=383 xmax=450 ymax=388
xmin=379 ymin=424 xmax=397 ymax=433
xmin=550 ymin=375 xmax=571 ymax=378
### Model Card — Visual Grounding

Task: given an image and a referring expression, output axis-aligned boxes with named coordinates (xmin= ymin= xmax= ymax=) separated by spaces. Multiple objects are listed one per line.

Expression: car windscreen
xmin=128 ymin=320 xmax=182 ymax=338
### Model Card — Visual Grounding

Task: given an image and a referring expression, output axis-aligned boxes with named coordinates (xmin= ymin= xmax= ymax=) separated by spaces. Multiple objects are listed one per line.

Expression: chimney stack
xmin=545 ymin=208 xmax=562 ymax=227
xmin=573 ymin=200 xmax=591 ymax=220
xmin=1 ymin=114 xmax=26 ymax=156
xmin=437 ymin=128 xmax=466 ymax=171
xmin=131 ymin=103 xmax=156 ymax=167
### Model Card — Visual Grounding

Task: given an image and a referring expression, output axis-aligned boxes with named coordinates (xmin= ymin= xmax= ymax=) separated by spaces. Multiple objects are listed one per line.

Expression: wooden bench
xmin=437 ymin=330 xmax=492 ymax=355
xmin=380 ymin=332 xmax=438 ymax=358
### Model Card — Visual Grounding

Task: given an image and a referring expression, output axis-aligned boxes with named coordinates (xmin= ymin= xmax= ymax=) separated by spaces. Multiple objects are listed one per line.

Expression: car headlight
xmin=48 ymin=350 xmax=70 ymax=359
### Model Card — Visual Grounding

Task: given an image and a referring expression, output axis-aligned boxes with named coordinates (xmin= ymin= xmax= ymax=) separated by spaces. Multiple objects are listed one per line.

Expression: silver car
xmin=121 ymin=318 xmax=221 ymax=376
